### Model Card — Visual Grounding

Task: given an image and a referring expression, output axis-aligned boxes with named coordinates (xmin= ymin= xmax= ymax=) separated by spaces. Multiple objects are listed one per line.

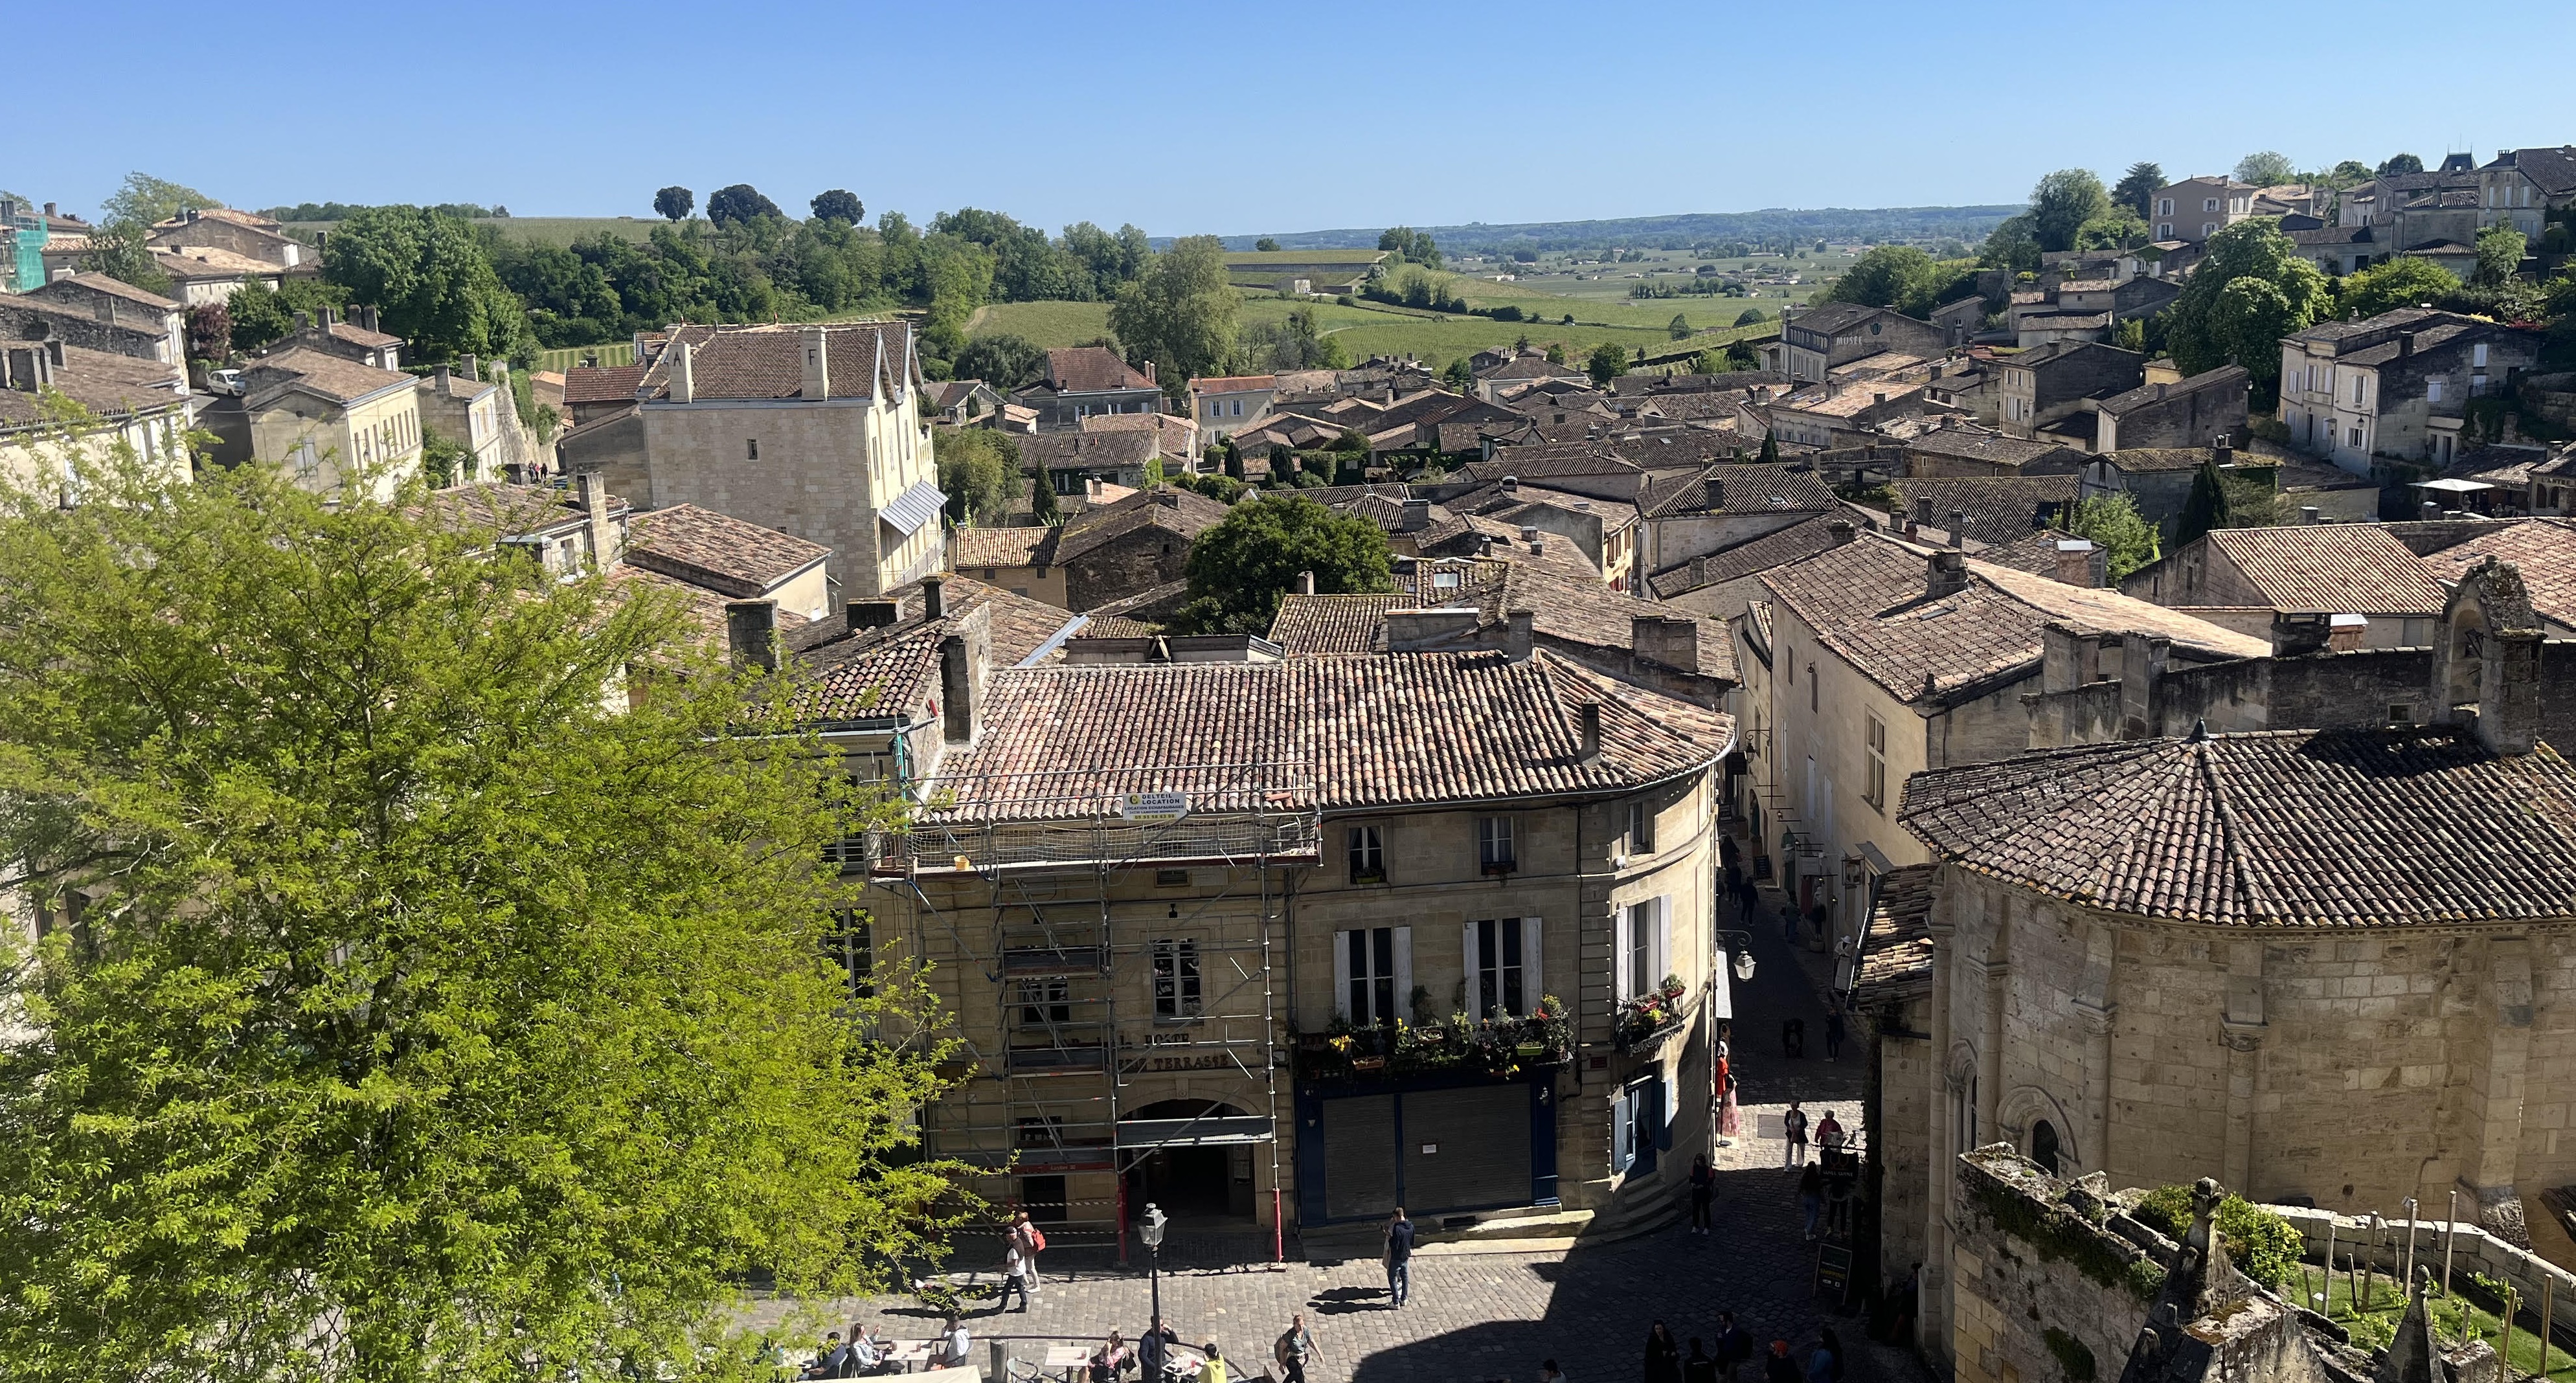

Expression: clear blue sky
xmin=24 ymin=1 xmax=2573 ymax=237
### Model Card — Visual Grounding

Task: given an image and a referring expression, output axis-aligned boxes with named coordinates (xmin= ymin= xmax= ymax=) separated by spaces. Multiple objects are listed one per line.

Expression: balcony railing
xmin=1294 ymin=1006 xmax=1571 ymax=1083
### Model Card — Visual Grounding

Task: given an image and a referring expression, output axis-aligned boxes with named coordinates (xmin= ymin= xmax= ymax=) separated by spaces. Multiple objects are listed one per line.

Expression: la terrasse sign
xmin=1120 ymin=791 xmax=1191 ymax=824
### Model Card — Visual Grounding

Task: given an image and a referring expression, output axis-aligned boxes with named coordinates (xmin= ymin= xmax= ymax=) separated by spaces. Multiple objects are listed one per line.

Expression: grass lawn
xmin=2304 ymin=1268 xmax=2575 ymax=1375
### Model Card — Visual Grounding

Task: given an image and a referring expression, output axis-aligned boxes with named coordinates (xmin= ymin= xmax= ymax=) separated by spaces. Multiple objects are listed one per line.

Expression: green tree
xmin=1735 ymin=307 xmax=1768 ymax=326
xmin=951 ymin=333 xmax=1046 ymax=389
xmin=1108 ymin=235 xmax=1237 ymax=384
xmin=1175 ymin=493 xmax=1394 ymax=634
xmin=101 ymin=171 xmax=220 ymax=227
xmin=2234 ymin=151 xmax=2298 ymax=186
xmin=2074 ymin=207 xmax=2151 ymax=251
xmin=2164 ymin=220 xmax=2331 ymax=398
xmin=419 ymin=420 xmax=473 ymax=487
xmin=809 ymin=189 xmax=864 ymax=225
xmin=2176 ymin=457 xmax=2235 ymax=546
xmin=2324 ymin=161 xmax=2372 ymax=188
xmin=1757 ymin=430 xmax=1779 ymax=464
xmin=1442 ymin=357 xmax=1474 ymax=390
xmin=2338 ymin=256 xmax=2462 ymax=319
xmin=2061 ymin=493 xmax=2160 ymax=579
xmin=1377 ymin=226 xmax=1441 ymax=269
xmin=2377 ymin=153 xmax=2424 ymax=176
xmin=1693 ymin=346 xmax=1728 ymax=374
xmin=1030 ymin=470 xmax=1062 ymax=525
xmin=1979 ymin=214 xmax=2044 ymax=275
xmin=2113 ymin=317 xmax=2147 ymax=353
xmin=1255 ymin=238 xmax=1281 ymax=252
xmin=706 ymin=183 xmax=784 ymax=225
xmin=223 ymin=276 xmax=350 ymax=354
xmin=936 ymin=428 xmax=1019 ymax=525
xmin=0 ymin=435 xmax=962 ymax=1379
xmin=2029 ymin=170 xmax=2113 ymax=253
xmin=1586 ymin=341 xmax=1629 ymax=385
xmin=2112 ymin=162 xmax=2165 ymax=218
xmin=653 ymin=185 xmax=694 ymax=221
xmin=78 ymin=218 xmax=171 ymax=295
xmin=184 ymin=301 xmax=231 ymax=362
xmin=322 ymin=205 xmax=536 ymax=365
xmin=1544 ymin=341 xmax=1567 ymax=365
xmin=1668 ymin=313 xmax=1693 ymax=339
xmin=2476 ymin=225 xmax=2527 ymax=288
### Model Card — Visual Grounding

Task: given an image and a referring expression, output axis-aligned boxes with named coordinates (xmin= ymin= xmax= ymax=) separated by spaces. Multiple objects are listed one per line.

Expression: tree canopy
xmin=78 ymin=218 xmax=170 ymax=296
xmin=2377 ymin=153 xmax=2424 ymax=176
xmin=2112 ymin=163 xmax=2165 ymax=218
xmin=2028 ymin=169 xmax=2113 ymax=253
xmin=1818 ymin=245 xmax=1975 ymax=317
xmin=952 ymin=332 xmax=1046 ymax=390
xmin=809 ymin=189 xmax=864 ymax=225
xmin=1176 ymin=493 xmax=1394 ymax=634
xmin=2164 ymin=220 xmax=2330 ymax=398
xmin=2176 ymin=457 xmax=2236 ymax=546
xmin=1378 ymin=226 xmax=1441 ymax=268
xmin=653 ymin=185 xmax=694 ymax=221
xmin=706 ymin=183 xmax=784 ymax=226
xmin=2233 ymin=151 xmax=2298 ymax=186
xmin=2476 ymin=225 xmax=2527 ymax=289
xmin=0 ymin=434 xmax=962 ymax=1379
xmin=101 ymin=171 xmax=219 ymax=227
xmin=2061 ymin=492 xmax=2161 ymax=580
xmin=1255 ymin=238 xmax=1281 ymax=252
xmin=1108 ymin=235 xmax=1237 ymax=385
xmin=2337 ymin=256 xmax=2461 ymax=319
xmin=936 ymin=427 xmax=1020 ymax=525
xmin=1586 ymin=341 xmax=1629 ymax=385
xmin=321 ymin=205 xmax=536 ymax=365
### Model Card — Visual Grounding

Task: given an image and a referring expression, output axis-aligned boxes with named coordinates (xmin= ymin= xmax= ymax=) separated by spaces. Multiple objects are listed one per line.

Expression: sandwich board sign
xmin=1122 ymin=791 xmax=1191 ymax=824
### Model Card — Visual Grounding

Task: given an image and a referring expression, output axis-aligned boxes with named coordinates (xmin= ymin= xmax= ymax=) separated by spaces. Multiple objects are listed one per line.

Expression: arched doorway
xmin=2030 ymin=1119 xmax=2061 ymax=1176
xmin=1122 ymin=1099 xmax=1256 ymax=1225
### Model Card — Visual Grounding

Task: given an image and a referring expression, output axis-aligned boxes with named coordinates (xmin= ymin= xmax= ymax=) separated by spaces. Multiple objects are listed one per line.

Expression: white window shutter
xmin=1392 ymin=926 xmax=1413 ymax=1022
xmin=1651 ymin=897 xmax=1672 ymax=989
xmin=1521 ymin=916 xmax=1544 ymax=1012
xmin=1612 ymin=1091 xmax=1633 ymax=1170
xmin=1613 ymin=905 xmax=1634 ymax=1002
xmin=1332 ymin=930 xmax=1353 ymax=1022
xmin=1662 ymin=1071 xmax=1679 ymax=1147
xmin=1463 ymin=920 xmax=1482 ymax=1016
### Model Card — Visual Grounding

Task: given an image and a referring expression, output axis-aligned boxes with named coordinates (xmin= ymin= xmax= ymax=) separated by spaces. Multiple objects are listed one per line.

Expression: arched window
xmin=2031 ymin=1119 xmax=2061 ymax=1176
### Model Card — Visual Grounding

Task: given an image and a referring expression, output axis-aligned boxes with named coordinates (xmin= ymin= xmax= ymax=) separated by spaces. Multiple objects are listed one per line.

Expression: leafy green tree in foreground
xmin=937 ymin=425 xmax=1020 ymax=524
xmin=1587 ymin=341 xmax=1630 ymax=385
xmin=1109 ymin=234 xmax=1238 ymax=385
xmin=2337 ymin=256 xmax=2461 ymax=320
xmin=2164 ymin=219 xmax=2330 ymax=398
xmin=1177 ymin=493 xmax=1394 ymax=633
xmin=2062 ymin=491 xmax=2162 ymax=579
xmin=0 ymin=431 xmax=962 ymax=1380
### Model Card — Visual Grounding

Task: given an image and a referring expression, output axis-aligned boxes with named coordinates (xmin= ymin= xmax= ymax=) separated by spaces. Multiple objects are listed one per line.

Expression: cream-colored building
xmin=415 ymin=366 xmax=506 ymax=484
xmin=622 ymin=322 xmax=942 ymax=598
xmin=0 ymin=339 xmax=195 ymax=498
xmin=1189 ymin=374 xmax=1276 ymax=438
xmin=240 ymin=346 xmax=424 ymax=500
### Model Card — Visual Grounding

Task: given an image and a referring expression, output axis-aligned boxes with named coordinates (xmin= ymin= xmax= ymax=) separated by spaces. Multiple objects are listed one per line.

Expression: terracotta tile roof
xmin=0 ymin=345 xmax=188 ymax=427
xmin=1342 ymin=492 xmax=1452 ymax=533
xmin=2201 ymin=525 xmax=2448 ymax=614
xmin=418 ymin=481 xmax=616 ymax=539
xmin=2098 ymin=447 xmax=2216 ymax=473
xmin=1413 ymin=513 xmax=1603 ymax=582
xmin=1462 ymin=449 xmax=1646 ymax=482
xmin=1972 ymin=529 xmax=2076 ymax=579
xmin=151 ymin=207 xmax=279 ymax=231
xmin=1759 ymin=530 xmax=2266 ymax=703
xmin=609 ymin=564 xmax=810 ymax=647
xmin=1851 ymin=864 xmax=1936 ymax=1004
xmin=152 ymin=245 xmax=282 ymax=278
xmin=951 ymin=525 xmax=1053 ymax=569
xmin=1019 ymin=429 xmax=1157 ymax=473
xmin=1648 ymin=515 xmax=1847 ymax=598
xmin=1052 ymin=487 xmax=1230 ymax=565
xmin=1267 ymin=594 xmax=1409 ymax=654
xmin=34 ymin=271 xmax=179 ymax=311
xmin=1043 ymin=346 xmax=1152 ymax=393
xmin=1640 ymin=464 xmax=1836 ymax=518
xmin=1888 ymin=475 xmax=2079 ymax=546
xmin=637 ymin=322 xmax=914 ymax=401
xmin=1787 ymin=302 xmax=1893 ymax=335
xmin=1479 ymin=354 xmax=1587 ymax=381
xmin=564 ymin=364 xmax=648 ymax=405
xmin=2420 ymin=519 xmax=2576 ymax=629
xmin=1078 ymin=410 xmax=1172 ymax=434
xmin=328 ymin=320 xmax=403 ymax=350
xmin=1904 ymin=426 xmax=2086 ymax=471
xmin=242 ymin=346 xmax=413 ymax=405
xmin=2097 ymin=365 xmax=2248 ymax=417
xmin=922 ymin=647 xmax=1732 ymax=820
xmin=1900 ymin=730 xmax=2576 ymax=927
xmin=1192 ymin=375 xmax=1276 ymax=393
xmin=786 ymin=576 xmax=1078 ymax=725
xmin=1272 ymin=565 xmax=1738 ymax=684
xmin=1774 ymin=380 xmax=1925 ymax=420
xmin=1084 ymin=578 xmax=1192 ymax=626
xmin=626 ymin=503 xmax=829 ymax=598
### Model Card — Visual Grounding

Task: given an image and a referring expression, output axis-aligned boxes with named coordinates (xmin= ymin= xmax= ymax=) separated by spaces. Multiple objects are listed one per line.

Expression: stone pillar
xmin=1923 ymin=894 xmax=1956 ymax=1360
xmin=2221 ymin=940 xmax=2266 ymax=1194
xmin=2465 ymin=937 xmax=2534 ymax=1246
xmin=2073 ymin=919 xmax=2118 ymax=1180
xmin=1977 ymin=923 xmax=2009 ymax=1159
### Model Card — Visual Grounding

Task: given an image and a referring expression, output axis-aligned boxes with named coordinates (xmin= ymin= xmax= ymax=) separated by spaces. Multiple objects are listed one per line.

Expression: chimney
xmin=574 ymin=469 xmax=618 ymax=568
xmin=2420 ymin=499 xmax=2441 ymax=521
xmin=2328 ymin=613 xmax=2368 ymax=653
xmin=1633 ymin=615 xmax=1699 ymax=672
xmin=2272 ymin=611 xmax=2332 ymax=657
xmin=1142 ymin=361 xmax=1157 ymax=385
xmin=1401 ymin=497 xmax=1431 ymax=531
xmin=1504 ymin=608 xmax=1535 ymax=660
xmin=2118 ymin=634 xmax=2169 ymax=737
xmin=1947 ymin=509 xmax=1968 ymax=546
xmin=1576 ymin=702 xmax=1603 ymax=763
xmin=802 ymin=325 xmax=830 ymax=399
xmin=850 ymin=598 xmax=901 ymax=631
xmin=1704 ymin=475 xmax=1726 ymax=510
xmin=434 ymin=364 xmax=451 ymax=392
xmin=1926 ymin=550 xmax=1970 ymax=600
xmin=2301 ymin=506 xmax=2321 ymax=524
xmin=1827 ymin=518 xmax=1856 ymax=545
xmin=361 ymin=305 xmax=379 ymax=333
xmin=1914 ymin=495 xmax=1935 ymax=524
xmin=318 ymin=306 xmax=335 ymax=329
xmin=293 ymin=309 xmax=312 ymax=333
xmin=2052 ymin=538 xmax=2100 ymax=588
xmin=2210 ymin=434 xmax=2232 ymax=467
xmin=921 ymin=576 xmax=947 ymax=620
xmin=1500 ymin=475 xmax=1520 ymax=495
xmin=668 ymin=339 xmax=694 ymax=403
xmin=2398 ymin=332 xmax=2415 ymax=358
xmin=940 ymin=627 xmax=988 ymax=745
xmin=725 ymin=600 xmax=779 ymax=673
xmin=460 ymin=354 xmax=479 ymax=383
xmin=42 ymin=202 xmax=54 ymax=217
xmin=1521 ymin=525 xmax=1544 ymax=556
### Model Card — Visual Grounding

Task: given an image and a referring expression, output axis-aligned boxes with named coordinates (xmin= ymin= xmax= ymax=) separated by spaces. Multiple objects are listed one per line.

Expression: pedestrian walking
xmin=1645 ymin=1321 xmax=1684 ymax=1383
xmin=1010 ymin=1210 xmax=1046 ymax=1302
xmin=1779 ymin=902 xmax=1800 ymax=945
xmin=1805 ymin=1336 xmax=1836 ymax=1383
xmin=1815 ymin=1109 xmax=1846 ymax=1161
xmin=1818 ymin=1327 xmax=1845 ymax=1383
xmin=1274 ymin=1312 xmax=1321 ymax=1383
xmin=1688 ymin=1154 xmax=1715 ymax=1233
xmin=1686 ymin=1338 xmax=1719 ymax=1383
xmin=1763 ymin=1341 xmax=1801 ymax=1383
xmin=997 ymin=1233 xmax=1033 ymax=1311
xmin=1824 ymin=1006 xmax=1847 ymax=1061
xmin=1781 ymin=1099 xmax=1809 ymax=1167
xmin=1713 ymin=1314 xmax=1754 ymax=1383
xmin=1383 ymin=1206 xmax=1415 ymax=1308
xmin=1799 ymin=1161 xmax=1825 ymax=1241
xmin=1724 ymin=860 xmax=1743 ymax=906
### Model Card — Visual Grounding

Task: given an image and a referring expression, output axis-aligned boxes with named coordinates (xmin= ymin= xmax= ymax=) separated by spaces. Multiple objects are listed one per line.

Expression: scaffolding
xmin=872 ymin=760 xmax=1318 ymax=1246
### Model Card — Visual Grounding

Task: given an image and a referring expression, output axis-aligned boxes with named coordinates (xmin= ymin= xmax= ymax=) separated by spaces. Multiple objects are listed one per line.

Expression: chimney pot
xmin=1827 ymin=519 xmax=1855 ymax=545
xmin=1704 ymin=475 xmax=1726 ymax=510
xmin=2421 ymin=499 xmax=2442 ymax=520
xmin=1504 ymin=608 xmax=1535 ymax=660
xmin=1914 ymin=495 xmax=1934 ymax=524
xmin=801 ymin=324 xmax=830 ymax=399
xmin=1297 ymin=570 xmax=1316 ymax=596
xmin=725 ymin=600 xmax=779 ymax=673
xmin=668 ymin=339 xmax=694 ymax=403
xmin=1947 ymin=509 xmax=1968 ymax=546
xmin=2052 ymin=538 xmax=2099 ymax=588
xmin=2301 ymin=506 xmax=2321 ymax=524
xmin=2272 ymin=610 xmax=2331 ymax=657
xmin=434 ymin=365 xmax=450 ymax=391
xmin=1576 ymin=701 xmax=1603 ymax=763
xmin=921 ymin=576 xmax=947 ymax=620
xmin=1401 ymin=497 xmax=1430 ymax=530
xmin=1926 ymin=550 xmax=1970 ymax=600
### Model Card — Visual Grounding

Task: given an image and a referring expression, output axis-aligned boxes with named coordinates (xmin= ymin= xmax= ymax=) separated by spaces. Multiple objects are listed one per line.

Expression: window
xmin=1612 ymin=1077 xmax=1667 ymax=1175
xmin=1614 ymin=896 xmax=1671 ymax=1002
xmin=2202 ymin=223 xmax=2217 ymax=237
xmin=826 ymin=910 xmax=874 ymax=999
xmin=1808 ymin=664 xmax=1818 ymax=713
xmin=1477 ymin=816 xmax=1516 ymax=873
xmin=1346 ymin=824 xmax=1385 ymax=882
xmin=2428 ymin=379 xmax=2444 ymax=403
xmin=1335 ymin=926 xmax=1409 ymax=1026
xmin=2348 ymin=425 xmax=2364 ymax=448
xmin=2204 ymin=197 xmax=2219 ymax=213
xmin=1016 ymin=976 xmax=1072 ymax=1030
xmin=1230 ymin=399 xmax=1242 ymax=416
xmin=1465 ymin=917 xmax=1540 ymax=1017
xmin=1864 ymin=714 xmax=1888 ymax=811
xmin=2353 ymin=376 xmax=2366 ymax=405
xmin=1626 ymin=798 xmax=1655 ymax=855
xmin=2157 ymin=198 xmax=2173 ymax=216
xmin=746 ymin=438 xmax=760 ymax=460
xmin=2156 ymin=223 xmax=2172 ymax=239
xmin=2388 ymin=703 xmax=2416 ymax=725
xmin=1151 ymin=939 xmax=1201 ymax=1018
xmin=2031 ymin=1119 xmax=2061 ymax=1176
xmin=2474 ymin=343 xmax=2489 ymax=368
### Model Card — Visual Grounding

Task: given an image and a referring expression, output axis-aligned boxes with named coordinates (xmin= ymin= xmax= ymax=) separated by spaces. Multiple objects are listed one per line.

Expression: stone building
xmin=817 ymin=604 xmax=1735 ymax=1242
xmin=1877 ymin=561 xmax=2573 ymax=1365
xmin=2121 ymin=524 xmax=2451 ymax=649
xmin=2278 ymin=310 xmax=2543 ymax=474
xmin=234 ymin=346 xmax=425 ymax=500
xmin=12 ymin=273 xmax=185 ymax=364
xmin=0 ymin=336 xmax=195 ymax=499
xmin=1765 ymin=303 xmax=1949 ymax=385
xmin=1996 ymin=341 xmax=2145 ymax=440
xmin=2094 ymin=365 xmax=2249 ymax=453
xmin=947 ymin=486 xmax=1229 ymax=613
xmin=1010 ymin=346 xmax=1164 ymax=429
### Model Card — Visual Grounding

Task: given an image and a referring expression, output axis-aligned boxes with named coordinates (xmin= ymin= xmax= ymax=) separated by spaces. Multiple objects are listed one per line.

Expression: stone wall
xmin=1064 ymin=524 xmax=1192 ymax=612
xmin=1950 ymin=1149 xmax=2166 ymax=1383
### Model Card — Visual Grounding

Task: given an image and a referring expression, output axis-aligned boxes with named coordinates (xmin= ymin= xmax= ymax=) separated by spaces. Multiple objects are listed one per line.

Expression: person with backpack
xmin=1274 ymin=1312 xmax=1321 ymax=1383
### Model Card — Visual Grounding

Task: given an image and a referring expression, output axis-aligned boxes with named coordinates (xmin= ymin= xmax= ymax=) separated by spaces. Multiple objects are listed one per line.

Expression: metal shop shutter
xmin=1399 ymin=1085 xmax=1532 ymax=1215
xmin=1320 ymin=1093 xmax=1399 ymax=1221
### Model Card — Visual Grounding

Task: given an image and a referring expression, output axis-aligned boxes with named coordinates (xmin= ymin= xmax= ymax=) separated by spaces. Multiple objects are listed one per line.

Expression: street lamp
xmin=1715 ymin=929 xmax=1758 ymax=982
xmin=1140 ymin=1202 xmax=1168 ymax=1332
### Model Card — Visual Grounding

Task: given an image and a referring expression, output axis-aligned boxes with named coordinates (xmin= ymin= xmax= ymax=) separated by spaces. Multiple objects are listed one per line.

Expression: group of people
xmin=1632 ymin=1317 xmax=1842 ymax=1383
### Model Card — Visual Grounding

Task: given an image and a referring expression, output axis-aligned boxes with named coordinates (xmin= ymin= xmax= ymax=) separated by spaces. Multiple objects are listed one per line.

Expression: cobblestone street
xmin=758 ymin=881 xmax=1914 ymax=1383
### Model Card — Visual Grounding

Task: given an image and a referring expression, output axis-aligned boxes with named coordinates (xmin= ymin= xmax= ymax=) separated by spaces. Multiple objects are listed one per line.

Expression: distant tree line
xmin=258 ymin=201 xmax=504 ymax=222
